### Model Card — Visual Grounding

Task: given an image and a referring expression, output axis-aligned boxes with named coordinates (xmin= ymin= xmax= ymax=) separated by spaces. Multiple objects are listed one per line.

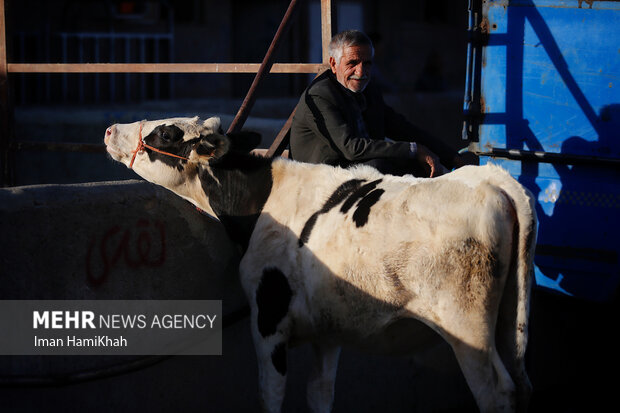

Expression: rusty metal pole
xmin=0 ymin=0 xmax=13 ymax=186
xmin=266 ymin=0 xmax=332 ymax=157
xmin=321 ymin=0 xmax=333 ymax=65
xmin=227 ymin=0 xmax=302 ymax=134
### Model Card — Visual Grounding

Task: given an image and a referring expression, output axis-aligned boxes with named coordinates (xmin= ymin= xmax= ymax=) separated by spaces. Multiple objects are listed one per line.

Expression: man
xmin=290 ymin=30 xmax=464 ymax=177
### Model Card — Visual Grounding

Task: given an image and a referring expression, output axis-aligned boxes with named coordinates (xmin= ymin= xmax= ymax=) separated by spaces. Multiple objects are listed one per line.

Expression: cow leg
xmin=252 ymin=331 xmax=289 ymax=413
xmin=496 ymin=318 xmax=532 ymax=413
xmin=306 ymin=343 xmax=341 ymax=413
xmin=451 ymin=342 xmax=516 ymax=413
xmin=250 ymin=267 xmax=294 ymax=413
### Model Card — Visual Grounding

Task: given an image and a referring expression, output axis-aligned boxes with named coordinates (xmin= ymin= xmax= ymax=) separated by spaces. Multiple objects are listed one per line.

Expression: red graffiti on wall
xmin=86 ymin=219 xmax=167 ymax=286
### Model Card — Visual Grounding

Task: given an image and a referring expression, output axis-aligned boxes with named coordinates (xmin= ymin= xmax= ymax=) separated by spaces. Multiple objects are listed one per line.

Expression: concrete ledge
xmin=0 ymin=179 xmax=243 ymax=302
xmin=0 ymin=179 xmax=248 ymax=377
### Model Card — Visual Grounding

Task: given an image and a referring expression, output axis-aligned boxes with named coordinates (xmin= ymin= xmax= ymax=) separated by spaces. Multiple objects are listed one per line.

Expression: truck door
xmin=463 ymin=0 xmax=620 ymax=301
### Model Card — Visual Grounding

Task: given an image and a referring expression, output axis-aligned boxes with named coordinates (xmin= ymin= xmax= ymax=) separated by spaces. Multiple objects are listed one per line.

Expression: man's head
xmin=328 ymin=30 xmax=374 ymax=93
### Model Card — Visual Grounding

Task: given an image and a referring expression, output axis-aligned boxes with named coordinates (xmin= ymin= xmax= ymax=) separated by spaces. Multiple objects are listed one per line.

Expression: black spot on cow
xmin=148 ymin=124 xmax=185 ymax=143
xmin=256 ymin=268 xmax=292 ymax=337
xmin=271 ymin=342 xmax=287 ymax=376
xmin=199 ymin=150 xmax=273 ymax=252
xmin=299 ymin=212 xmax=320 ymax=247
xmin=321 ymin=179 xmax=365 ymax=212
xmin=142 ymin=124 xmax=197 ymax=169
xmin=352 ymin=188 xmax=385 ymax=227
xmin=299 ymin=179 xmax=365 ymax=247
xmin=340 ymin=179 xmax=382 ymax=214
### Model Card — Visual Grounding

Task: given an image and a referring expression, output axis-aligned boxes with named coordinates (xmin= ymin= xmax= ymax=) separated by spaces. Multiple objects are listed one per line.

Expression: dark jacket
xmin=290 ymin=70 xmax=456 ymax=168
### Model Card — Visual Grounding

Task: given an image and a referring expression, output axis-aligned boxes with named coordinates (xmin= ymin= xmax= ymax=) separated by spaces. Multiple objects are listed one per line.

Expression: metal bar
xmin=110 ymin=37 xmax=116 ymax=101
xmin=7 ymin=62 xmax=324 ymax=74
xmin=153 ymin=38 xmax=159 ymax=98
xmin=18 ymin=33 xmax=24 ymax=104
xmin=266 ymin=0 xmax=331 ymax=157
xmin=140 ymin=36 xmax=146 ymax=100
xmin=266 ymin=68 xmax=327 ymax=158
xmin=62 ymin=34 xmax=68 ymax=102
xmin=227 ymin=0 xmax=302 ymax=134
xmin=94 ymin=36 xmax=100 ymax=102
xmin=124 ymin=37 xmax=130 ymax=101
xmin=266 ymin=108 xmax=296 ymax=158
xmin=0 ymin=0 xmax=13 ymax=186
xmin=78 ymin=36 xmax=84 ymax=103
xmin=44 ymin=30 xmax=51 ymax=101
xmin=321 ymin=0 xmax=333 ymax=64
xmin=475 ymin=147 xmax=620 ymax=167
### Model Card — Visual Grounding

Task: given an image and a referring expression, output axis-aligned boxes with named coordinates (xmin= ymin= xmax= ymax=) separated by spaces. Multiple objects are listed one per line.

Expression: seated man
xmin=290 ymin=30 xmax=464 ymax=177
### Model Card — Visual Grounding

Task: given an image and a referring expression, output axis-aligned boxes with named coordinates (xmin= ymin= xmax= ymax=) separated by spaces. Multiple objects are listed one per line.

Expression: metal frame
xmin=0 ymin=0 xmax=334 ymax=186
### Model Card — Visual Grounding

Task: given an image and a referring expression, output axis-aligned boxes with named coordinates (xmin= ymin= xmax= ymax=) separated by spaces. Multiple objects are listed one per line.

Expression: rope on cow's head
xmin=129 ymin=122 xmax=190 ymax=169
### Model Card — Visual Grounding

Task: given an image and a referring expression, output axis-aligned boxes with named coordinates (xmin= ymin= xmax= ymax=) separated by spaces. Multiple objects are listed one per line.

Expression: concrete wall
xmin=0 ymin=180 xmax=243 ymax=374
xmin=0 ymin=180 xmax=242 ymax=302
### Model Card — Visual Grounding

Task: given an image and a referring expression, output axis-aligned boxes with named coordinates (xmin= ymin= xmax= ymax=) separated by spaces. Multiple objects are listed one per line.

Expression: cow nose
xmin=104 ymin=125 xmax=116 ymax=144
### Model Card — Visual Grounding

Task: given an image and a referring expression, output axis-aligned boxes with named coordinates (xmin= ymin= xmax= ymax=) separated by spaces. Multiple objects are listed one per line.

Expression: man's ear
xmin=226 ymin=131 xmax=261 ymax=154
xmin=189 ymin=133 xmax=230 ymax=165
xmin=329 ymin=56 xmax=337 ymax=74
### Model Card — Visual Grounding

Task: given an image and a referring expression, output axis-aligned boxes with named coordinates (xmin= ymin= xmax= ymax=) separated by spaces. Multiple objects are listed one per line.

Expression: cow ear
xmin=203 ymin=117 xmax=222 ymax=133
xmin=226 ymin=131 xmax=261 ymax=153
xmin=189 ymin=133 xmax=230 ymax=165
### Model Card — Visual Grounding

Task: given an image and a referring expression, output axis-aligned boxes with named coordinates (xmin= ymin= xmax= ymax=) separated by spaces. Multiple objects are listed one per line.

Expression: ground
xmin=1 ymin=288 xmax=617 ymax=412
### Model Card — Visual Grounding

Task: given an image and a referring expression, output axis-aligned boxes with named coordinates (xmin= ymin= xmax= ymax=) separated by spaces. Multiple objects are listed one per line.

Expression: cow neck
xmin=199 ymin=153 xmax=273 ymax=252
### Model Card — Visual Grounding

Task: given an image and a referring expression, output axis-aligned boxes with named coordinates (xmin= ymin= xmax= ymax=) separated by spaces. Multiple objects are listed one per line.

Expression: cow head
xmin=104 ymin=116 xmax=262 ymax=214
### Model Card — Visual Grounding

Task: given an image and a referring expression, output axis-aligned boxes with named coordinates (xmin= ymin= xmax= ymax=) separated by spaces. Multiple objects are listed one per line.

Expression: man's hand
xmin=416 ymin=145 xmax=447 ymax=177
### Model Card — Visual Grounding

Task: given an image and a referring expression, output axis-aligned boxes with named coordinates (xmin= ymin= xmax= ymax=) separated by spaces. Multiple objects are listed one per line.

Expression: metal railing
xmin=13 ymin=30 xmax=175 ymax=103
xmin=0 ymin=0 xmax=334 ymax=186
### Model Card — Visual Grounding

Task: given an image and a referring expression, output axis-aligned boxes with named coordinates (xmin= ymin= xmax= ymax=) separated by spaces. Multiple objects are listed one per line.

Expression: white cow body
xmin=104 ymin=117 xmax=537 ymax=413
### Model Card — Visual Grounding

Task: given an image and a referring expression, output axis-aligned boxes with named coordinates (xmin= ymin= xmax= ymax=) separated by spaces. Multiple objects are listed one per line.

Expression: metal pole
xmin=0 ymin=0 xmax=13 ymax=186
xmin=321 ymin=0 xmax=333 ymax=65
xmin=8 ymin=62 xmax=324 ymax=74
xmin=266 ymin=0 xmax=332 ymax=157
xmin=227 ymin=0 xmax=302 ymax=134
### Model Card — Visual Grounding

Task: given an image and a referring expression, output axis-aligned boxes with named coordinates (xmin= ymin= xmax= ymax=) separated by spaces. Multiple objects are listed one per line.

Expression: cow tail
xmin=498 ymin=174 xmax=537 ymax=412
xmin=513 ymin=184 xmax=537 ymax=361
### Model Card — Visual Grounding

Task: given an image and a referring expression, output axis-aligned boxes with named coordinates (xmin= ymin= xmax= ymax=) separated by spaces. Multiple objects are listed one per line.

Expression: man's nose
xmin=360 ymin=62 xmax=372 ymax=76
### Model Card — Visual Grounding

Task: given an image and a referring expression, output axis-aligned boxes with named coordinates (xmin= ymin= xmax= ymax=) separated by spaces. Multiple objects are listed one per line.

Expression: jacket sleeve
xmin=304 ymin=92 xmax=415 ymax=162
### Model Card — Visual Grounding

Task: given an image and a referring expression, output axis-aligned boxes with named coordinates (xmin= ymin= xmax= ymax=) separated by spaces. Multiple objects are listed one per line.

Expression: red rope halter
xmin=129 ymin=122 xmax=190 ymax=169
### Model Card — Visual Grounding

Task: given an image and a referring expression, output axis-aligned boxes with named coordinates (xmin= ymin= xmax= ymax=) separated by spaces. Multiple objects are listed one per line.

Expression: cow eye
xmin=152 ymin=125 xmax=184 ymax=143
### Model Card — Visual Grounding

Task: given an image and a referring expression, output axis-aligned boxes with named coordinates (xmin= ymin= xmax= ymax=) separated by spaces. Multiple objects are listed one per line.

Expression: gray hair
xmin=328 ymin=30 xmax=374 ymax=64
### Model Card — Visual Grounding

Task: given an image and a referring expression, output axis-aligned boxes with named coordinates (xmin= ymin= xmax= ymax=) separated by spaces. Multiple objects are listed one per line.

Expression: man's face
xmin=329 ymin=44 xmax=373 ymax=93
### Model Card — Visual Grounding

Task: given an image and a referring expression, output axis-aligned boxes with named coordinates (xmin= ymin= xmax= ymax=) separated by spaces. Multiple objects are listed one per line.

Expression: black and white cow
xmin=104 ymin=116 xmax=537 ymax=413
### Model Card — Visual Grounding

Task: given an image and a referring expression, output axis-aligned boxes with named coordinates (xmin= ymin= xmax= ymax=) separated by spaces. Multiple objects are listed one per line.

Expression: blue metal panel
xmin=466 ymin=0 xmax=620 ymax=301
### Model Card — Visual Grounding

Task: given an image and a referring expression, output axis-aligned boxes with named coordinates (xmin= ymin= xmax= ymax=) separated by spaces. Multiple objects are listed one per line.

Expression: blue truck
xmin=462 ymin=0 xmax=619 ymax=302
